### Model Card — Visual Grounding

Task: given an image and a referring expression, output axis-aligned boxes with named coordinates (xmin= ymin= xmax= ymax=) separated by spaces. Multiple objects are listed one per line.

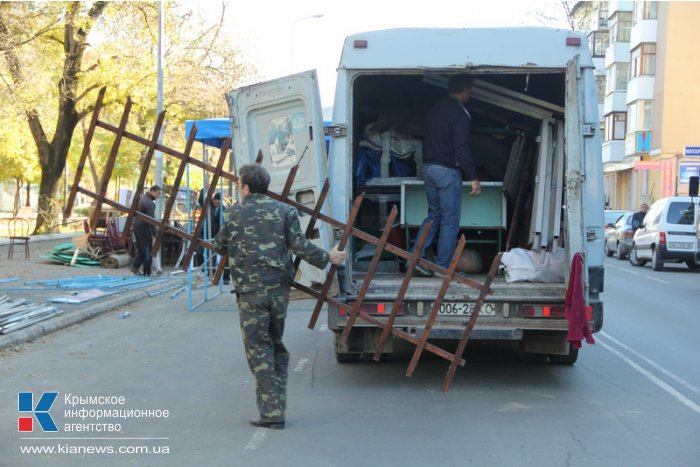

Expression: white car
xmin=629 ymin=196 xmax=700 ymax=271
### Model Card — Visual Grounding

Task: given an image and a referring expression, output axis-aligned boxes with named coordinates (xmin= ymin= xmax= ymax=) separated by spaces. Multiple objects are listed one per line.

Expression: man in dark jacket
xmin=131 ymin=185 xmax=161 ymax=276
xmin=631 ymin=203 xmax=649 ymax=230
xmin=413 ymin=75 xmax=481 ymax=276
xmin=213 ymin=164 xmax=345 ymax=429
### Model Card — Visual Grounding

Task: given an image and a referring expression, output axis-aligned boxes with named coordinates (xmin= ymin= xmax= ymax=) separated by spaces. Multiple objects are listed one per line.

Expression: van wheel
xmin=605 ymin=240 xmax=614 ymax=257
xmin=551 ymin=346 xmax=579 ymax=365
xmin=517 ymin=342 xmax=548 ymax=363
xmin=686 ymin=261 xmax=700 ymax=271
xmin=651 ymin=248 xmax=664 ymax=271
xmin=629 ymin=245 xmax=646 ymax=267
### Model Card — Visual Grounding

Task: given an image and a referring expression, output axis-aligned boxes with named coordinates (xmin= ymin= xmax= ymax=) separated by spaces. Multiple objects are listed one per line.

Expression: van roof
xmin=339 ymin=27 xmax=593 ymax=71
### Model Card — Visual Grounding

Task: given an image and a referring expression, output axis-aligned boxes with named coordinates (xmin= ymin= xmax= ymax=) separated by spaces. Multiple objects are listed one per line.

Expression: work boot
xmin=249 ymin=418 xmax=285 ymax=430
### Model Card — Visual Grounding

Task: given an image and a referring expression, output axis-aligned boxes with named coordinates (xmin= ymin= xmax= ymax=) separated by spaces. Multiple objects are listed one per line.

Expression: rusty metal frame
xmin=64 ymin=89 xmax=506 ymax=391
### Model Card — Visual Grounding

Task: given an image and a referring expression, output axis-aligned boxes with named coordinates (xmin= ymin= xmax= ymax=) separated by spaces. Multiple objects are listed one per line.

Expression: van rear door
xmin=226 ymin=70 xmax=331 ymax=292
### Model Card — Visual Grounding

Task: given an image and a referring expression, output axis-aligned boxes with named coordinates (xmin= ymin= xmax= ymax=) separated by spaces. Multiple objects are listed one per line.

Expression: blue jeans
xmin=413 ymin=164 xmax=462 ymax=268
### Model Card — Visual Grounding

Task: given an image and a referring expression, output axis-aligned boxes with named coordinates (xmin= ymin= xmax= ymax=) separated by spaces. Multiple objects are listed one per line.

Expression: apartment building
xmin=600 ymin=1 xmax=700 ymax=209
xmin=574 ymin=1 xmax=700 ymax=210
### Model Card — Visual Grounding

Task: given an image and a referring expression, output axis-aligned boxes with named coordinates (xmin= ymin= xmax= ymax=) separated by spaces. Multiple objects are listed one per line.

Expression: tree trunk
xmin=25 ymin=180 xmax=31 ymax=207
xmin=13 ymin=176 xmax=22 ymax=216
xmin=36 ymin=159 xmax=63 ymax=232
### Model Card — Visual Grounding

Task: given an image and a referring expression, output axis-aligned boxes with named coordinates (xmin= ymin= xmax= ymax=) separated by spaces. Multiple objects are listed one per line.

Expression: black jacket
xmin=134 ymin=193 xmax=156 ymax=234
xmin=422 ymin=95 xmax=477 ymax=180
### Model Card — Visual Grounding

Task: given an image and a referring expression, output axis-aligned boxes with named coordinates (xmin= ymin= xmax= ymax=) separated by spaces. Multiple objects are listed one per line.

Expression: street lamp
xmin=291 ymin=13 xmax=324 ymax=72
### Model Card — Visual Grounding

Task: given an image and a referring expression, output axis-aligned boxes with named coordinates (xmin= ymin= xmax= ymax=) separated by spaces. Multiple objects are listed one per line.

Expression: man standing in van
xmin=413 ymin=75 xmax=481 ymax=277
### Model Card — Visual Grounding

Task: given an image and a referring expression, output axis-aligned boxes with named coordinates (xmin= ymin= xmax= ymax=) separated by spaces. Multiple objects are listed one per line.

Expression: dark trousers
xmin=132 ymin=228 xmax=153 ymax=276
xmin=236 ymin=286 xmax=290 ymax=422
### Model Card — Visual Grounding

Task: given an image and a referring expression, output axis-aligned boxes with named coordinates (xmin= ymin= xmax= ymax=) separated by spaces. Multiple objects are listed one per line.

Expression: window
xmin=667 ymin=202 xmax=695 ymax=225
xmin=605 ymin=112 xmax=627 ymax=141
xmin=627 ymin=100 xmax=653 ymax=131
xmin=605 ymin=63 xmax=630 ymax=94
xmin=634 ymin=1 xmax=658 ymax=24
xmin=631 ymin=44 xmax=656 ymax=77
xmin=595 ymin=75 xmax=606 ymax=103
xmin=589 ymin=31 xmax=610 ymax=57
xmin=610 ymin=11 xmax=632 ymax=42
xmin=598 ymin=7 xmax=609 ymax=28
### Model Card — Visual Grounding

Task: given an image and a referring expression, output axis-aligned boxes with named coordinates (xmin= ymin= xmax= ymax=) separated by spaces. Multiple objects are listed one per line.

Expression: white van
xmin=227 ymin=28 xmax=606 ymax=364
xmin=629 ymin=196 xmax=700 ymax=271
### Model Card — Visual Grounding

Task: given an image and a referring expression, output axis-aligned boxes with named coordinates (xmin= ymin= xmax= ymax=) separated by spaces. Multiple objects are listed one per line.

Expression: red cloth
xmin=565 ymin=253 xmax=595 ymax=349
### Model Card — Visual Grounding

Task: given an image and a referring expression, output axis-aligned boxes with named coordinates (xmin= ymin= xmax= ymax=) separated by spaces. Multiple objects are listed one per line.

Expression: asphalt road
xmin=1 ymin=259 xmax=699 ymax=467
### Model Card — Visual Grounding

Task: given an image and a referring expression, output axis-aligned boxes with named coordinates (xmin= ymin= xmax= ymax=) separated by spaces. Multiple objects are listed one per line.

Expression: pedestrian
xmin=413 ymin=75 xmax=481 ymax=277
xmin=212 ymin=164 xmax=346 ymax=429
xmin=131 ymin=185 xmax=161 ymax=276
xmin=631 ymin=203 xmax=649 ymax=230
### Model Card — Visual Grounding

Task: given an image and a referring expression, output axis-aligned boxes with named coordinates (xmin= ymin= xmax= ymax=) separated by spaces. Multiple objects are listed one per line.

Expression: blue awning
xmin=184 ymin=118 xmax=231 ymax=149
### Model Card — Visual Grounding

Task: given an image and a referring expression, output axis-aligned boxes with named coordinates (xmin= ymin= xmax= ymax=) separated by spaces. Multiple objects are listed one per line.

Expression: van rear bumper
xmin=657 ymin=244 xmax=699 ymax=263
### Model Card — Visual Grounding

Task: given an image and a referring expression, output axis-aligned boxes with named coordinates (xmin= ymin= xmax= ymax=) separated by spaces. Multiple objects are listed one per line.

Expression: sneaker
xmin=413 ymin=263 xmax=434 ymax=277
xmin=434 ymin=271 xmax=446 ymax=279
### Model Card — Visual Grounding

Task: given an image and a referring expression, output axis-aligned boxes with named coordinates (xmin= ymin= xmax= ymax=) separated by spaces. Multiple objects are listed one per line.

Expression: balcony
xmin=625 ymin=131 xmax=652 ymax=156
xmin=630 ymin=20 xmax=657 ymax=49
xmin=626 ymin=76 xmax=655 ymax=103
xmin=604 ymin=91 xmax=628 ymax=114
xmin=602 ymin=140 xmax=627 ymax=164
xmin=608 ymin=1 xmax=634 ymax=15
xmin=604 ymin=42 xmax=631 ymax=68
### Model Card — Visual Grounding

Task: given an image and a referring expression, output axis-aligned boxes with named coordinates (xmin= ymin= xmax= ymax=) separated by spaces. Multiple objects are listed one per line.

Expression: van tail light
xmin=346 ymin=302 xmax=406 ymax=316
xmin=522 ymin=305 xmax=593 ymax=321
xmin=659 ymin=232 xmax=667 ymax=245
xmin=624 ymin=230 xmax=634 ymax=238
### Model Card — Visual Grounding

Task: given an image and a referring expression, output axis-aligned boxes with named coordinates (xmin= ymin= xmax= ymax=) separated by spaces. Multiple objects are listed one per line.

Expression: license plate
xmin=669 ymin=242 xmax=694 ymax=250
xmin=436 ymin=302 xmax=497 ymax=316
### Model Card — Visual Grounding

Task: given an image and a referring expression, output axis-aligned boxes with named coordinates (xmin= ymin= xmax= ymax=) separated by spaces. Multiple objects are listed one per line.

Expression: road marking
xmin=600 ymin=332 xmax=700 ymax=395
xmin=319 ymin=324 xmax=328 ymax=332
xmin=293 ymin=358 xmax=310 ymax=373
xmin=245 ymin=428 xmax=267 ymax=450
xmin=644 ymin=275 xmax=671 ymax=284
xmin=598 ymin=340 xmax=700 ymax=415
xmin=618 ymin=268 xmax=640 ymax=275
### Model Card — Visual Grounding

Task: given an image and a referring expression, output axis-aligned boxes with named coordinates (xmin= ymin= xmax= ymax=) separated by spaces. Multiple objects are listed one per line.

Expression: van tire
xmin=551 ymin=346 xmax=579 ymax=365
xmin=651 ymin=248 xmax=664 ymax=271
xmin=686 ymin=261 xmax=700 ymax=271
xmin=629 ymin=245 xmax=646 ymax=267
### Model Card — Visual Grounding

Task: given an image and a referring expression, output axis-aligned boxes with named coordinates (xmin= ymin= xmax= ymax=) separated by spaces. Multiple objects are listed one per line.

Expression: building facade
xmin=575 ymin=1 xmax=700 ymax=210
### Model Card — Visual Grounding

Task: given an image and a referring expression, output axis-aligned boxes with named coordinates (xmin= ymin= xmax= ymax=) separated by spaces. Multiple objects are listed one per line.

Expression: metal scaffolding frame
xmin=65 ymin=88 xmax=508 ymax=392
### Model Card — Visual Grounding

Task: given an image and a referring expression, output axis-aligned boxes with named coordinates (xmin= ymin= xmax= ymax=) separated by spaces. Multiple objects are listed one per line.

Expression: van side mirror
xmin=690 ymin=176 xmax=699 ymax=198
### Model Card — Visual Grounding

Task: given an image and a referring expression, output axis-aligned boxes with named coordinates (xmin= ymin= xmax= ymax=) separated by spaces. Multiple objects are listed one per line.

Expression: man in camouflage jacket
xmin=213 ymin=164 xmax=345 ymax=430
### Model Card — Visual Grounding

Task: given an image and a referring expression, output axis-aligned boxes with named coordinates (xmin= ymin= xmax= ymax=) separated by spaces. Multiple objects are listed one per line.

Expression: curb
xmin=0 ymin=281 xmax=186 ymax=351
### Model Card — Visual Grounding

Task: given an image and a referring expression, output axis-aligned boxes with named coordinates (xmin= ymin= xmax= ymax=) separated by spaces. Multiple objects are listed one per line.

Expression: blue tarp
xmin=184 ymin=118 xmax=231 ymax=149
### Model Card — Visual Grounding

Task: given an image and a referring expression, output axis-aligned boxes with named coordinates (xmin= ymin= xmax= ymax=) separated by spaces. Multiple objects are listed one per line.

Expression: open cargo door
xmin=226 ymin=70 xmax=332 ymax=295
xmin=564 ymin=56 xmax=586 ymax=288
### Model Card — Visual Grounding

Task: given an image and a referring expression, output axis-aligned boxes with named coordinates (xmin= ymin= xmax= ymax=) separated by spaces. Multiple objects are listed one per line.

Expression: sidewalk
xmin=0 ymin=242 xmax=186 ymax=350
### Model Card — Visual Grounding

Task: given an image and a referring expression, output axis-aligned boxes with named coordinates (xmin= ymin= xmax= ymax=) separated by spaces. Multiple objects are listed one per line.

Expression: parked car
xmin=604 ymin=210 xmax=627 ymax=231
xmin=629 ymin=196 xmax=700 ymax=271
xmin=604 ymin=211 xmax=634 ymax=259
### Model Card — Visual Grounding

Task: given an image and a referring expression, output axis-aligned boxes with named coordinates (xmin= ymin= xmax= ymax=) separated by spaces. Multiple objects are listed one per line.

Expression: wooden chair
xmin=7 ymin=217 xmax=30 ymax=259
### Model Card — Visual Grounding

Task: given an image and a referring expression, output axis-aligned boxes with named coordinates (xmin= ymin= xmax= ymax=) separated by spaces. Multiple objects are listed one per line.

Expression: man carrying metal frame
xmin=213 ymin=164 xmax=345 ymax=429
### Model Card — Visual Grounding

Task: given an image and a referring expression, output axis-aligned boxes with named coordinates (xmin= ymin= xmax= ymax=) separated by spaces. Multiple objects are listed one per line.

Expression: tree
xmin=1 ymin=2 xmax=256 ymax=232
xmin=0 ymin=2 xmax=108 ymax=232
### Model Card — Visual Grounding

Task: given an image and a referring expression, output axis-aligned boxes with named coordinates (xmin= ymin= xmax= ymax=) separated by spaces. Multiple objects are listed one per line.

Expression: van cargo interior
xmin=349 ymin=72 xmax=568 ymax=279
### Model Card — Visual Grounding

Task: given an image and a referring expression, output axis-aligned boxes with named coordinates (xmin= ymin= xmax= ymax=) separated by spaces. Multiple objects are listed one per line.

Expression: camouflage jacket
xmin=212 ymin=193 xmax=330 ymax=293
